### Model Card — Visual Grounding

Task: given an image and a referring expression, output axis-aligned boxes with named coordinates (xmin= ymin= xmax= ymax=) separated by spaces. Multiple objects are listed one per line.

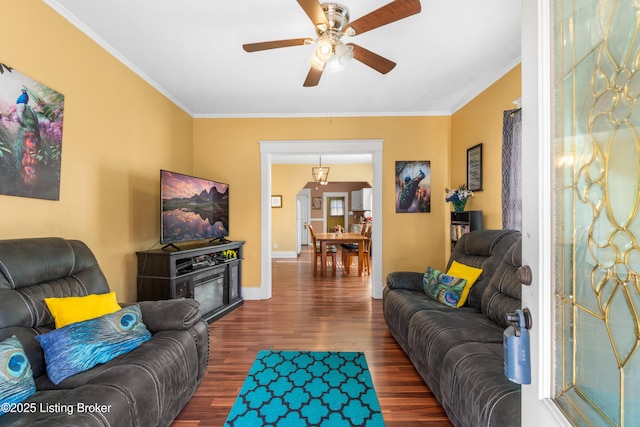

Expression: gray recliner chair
xmin=0 ymin=237 xmax=209 ymax=426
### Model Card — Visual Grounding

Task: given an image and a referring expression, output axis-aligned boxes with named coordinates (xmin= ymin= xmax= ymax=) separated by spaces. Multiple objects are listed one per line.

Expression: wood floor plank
xmin=172 ymin=248 xmax=453 ymax=426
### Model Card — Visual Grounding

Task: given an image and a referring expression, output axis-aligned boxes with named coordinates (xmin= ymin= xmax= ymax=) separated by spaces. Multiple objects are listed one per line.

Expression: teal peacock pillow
xmin=0 ymin=335 xmax=36 ymax=416
xmin=35 ymin=305 xmax=151 ymax=385
xmin=423 ymin=267 xmax=468 ymax=308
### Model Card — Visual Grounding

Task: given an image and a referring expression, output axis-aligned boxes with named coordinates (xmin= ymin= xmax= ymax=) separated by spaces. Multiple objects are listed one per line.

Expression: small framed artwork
xmin=271 ymin=195 xmax=282 ymax=208
xmin=312 ymin=196 xmax=322 ymax=210
xmin=467 ymin=143 xmax=483 ymax=191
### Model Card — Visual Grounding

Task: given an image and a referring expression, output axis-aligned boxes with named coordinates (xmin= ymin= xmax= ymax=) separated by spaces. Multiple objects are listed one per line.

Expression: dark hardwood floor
xmin=172 ymin=247 xmax=453 ymax=427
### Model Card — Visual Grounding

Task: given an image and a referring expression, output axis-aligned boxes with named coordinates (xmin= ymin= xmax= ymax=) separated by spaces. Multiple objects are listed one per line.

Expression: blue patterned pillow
xmin=423 ymin=267 xmax=468 ymax=307
xmin=35 ymin=305 xmax=151 ymax=385
xmin=0 ymin=336 xmax=35 ymax=416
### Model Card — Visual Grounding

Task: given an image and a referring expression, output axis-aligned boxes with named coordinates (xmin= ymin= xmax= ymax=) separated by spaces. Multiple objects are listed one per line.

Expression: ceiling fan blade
xmin=297 ymin=0 xmax=329 ymax=28
xmin=243 ymin=38 xmax=310 ymax=52
xmin=346 ymin=0 xmax=421 ymax=35
xmin=303 ymin=65 xmax=325 ymax=87
xmin=348 ymin=44 xmax=396 ymax=74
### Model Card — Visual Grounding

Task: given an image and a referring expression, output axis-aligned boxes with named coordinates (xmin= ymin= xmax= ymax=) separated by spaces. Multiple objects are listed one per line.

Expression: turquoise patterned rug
xmin=224 ymin=350 xmax=385 ymax=427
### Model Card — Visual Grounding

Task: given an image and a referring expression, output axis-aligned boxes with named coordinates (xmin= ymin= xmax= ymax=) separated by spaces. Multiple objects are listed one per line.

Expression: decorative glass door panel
xmin=553 ymin=0 xmax=640 ymax=425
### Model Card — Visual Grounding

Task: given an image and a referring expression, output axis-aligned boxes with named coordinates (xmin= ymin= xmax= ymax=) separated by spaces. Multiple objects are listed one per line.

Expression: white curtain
xmin=502 ymin=108 xmax=522 ymax=230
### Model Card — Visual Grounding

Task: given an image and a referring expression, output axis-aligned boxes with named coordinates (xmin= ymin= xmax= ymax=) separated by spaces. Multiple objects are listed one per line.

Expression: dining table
xmin=314 ymin=232 xmax=371 ymax=277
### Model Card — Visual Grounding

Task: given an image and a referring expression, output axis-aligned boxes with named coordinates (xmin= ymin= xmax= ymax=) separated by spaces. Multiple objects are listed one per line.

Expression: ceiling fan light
xmin=315 ymin=40 xmax=332 ymax=61
xmin=327 ymin=55 xmax=345 ymax=72
xmin=335 ymin=42 xmax=353 ymax=65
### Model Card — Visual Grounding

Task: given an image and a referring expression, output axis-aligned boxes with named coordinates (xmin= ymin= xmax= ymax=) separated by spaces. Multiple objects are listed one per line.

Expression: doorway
xmin=324 ymin=192 xmax=348 ymax=232
xmin=296 ymin=189 xmax=310 ymax=255
xmin=258 ymin=139 xmax=383 ymax=301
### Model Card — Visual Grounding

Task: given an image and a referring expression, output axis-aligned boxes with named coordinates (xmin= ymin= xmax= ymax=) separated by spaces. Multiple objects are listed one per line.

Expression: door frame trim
xmin=258 ymin=139 xmax=383 ymax=300
xmin=521 ymin=0 xmax=569 ymax=424
xmin=323 ymin=192 xmax=349 ymax=233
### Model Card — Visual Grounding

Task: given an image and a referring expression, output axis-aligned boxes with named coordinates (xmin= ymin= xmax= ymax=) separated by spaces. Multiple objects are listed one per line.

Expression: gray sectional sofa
xmin=0 ymin=237 xmax=209 ymax=426
xmin=383 ymin=229 xmax=522 ymax=427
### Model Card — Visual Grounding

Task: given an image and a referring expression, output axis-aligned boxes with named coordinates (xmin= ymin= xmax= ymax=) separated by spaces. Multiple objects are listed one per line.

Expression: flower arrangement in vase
xmin=445 ymin=184 xmax=474 ymax=212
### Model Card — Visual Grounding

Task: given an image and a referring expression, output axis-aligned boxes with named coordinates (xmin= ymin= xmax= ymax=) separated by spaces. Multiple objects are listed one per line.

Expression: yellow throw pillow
xmin=445 ymin=261 xmax=483 ymax=307
xmin=45 ymin=292 xmax=121 ymax=328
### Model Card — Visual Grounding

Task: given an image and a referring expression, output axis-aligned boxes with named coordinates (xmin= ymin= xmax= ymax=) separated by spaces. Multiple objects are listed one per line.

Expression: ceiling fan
xmin=242 ymin=0 xmax=421 ymax=87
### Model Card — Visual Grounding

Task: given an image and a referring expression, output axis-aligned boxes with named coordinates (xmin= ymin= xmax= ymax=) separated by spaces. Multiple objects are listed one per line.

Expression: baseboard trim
xmin=242 ymin=286 xmax=266 ymax=300
xmin=271 ymin=251 xmax=297 ymax=259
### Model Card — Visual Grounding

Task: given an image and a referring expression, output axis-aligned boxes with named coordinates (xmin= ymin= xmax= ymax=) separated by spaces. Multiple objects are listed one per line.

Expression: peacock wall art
xmin=0 ymin=63 xmax=64 ymax=200
xmin=395 ymin=160 xmax=431 ymax=213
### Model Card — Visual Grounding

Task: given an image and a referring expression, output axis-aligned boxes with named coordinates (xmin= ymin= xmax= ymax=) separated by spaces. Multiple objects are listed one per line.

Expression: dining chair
xmin=342 ymin=225 xmax=372 ymax=276
xmin=308 ymin=224 xmax=337 ymax=276
xmin=340 ymin=222 xmax=369 ymax=272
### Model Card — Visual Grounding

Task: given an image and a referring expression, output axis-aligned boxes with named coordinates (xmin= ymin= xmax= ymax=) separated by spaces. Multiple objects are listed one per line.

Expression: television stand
xmin=136 ymin=240 xmax=245 ymax=323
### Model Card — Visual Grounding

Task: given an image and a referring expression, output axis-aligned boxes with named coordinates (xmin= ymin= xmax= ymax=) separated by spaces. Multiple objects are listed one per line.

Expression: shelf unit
xmin=136 ymin=240 xmax=244 ymax=323
xmin=450 ymin=211 xmax=482 ymax=250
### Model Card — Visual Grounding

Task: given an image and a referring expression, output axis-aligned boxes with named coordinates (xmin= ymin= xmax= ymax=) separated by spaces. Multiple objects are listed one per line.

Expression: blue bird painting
xmin=15 ymin=88 xmax=28 ymax=126
xmin=395 ymin=161 xmax=431 ymax=213
xmin=398 ymin=169 xmax=426 ymax=210
xmin=15 ymin=87 xmax=41 ymax=185
xmin=0 ymin=63 xmax=64 ymax=200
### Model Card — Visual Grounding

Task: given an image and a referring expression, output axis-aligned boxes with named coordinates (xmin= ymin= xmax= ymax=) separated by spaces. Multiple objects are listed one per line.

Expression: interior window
xmin=329 ymin=199 xmax=344 ymax=217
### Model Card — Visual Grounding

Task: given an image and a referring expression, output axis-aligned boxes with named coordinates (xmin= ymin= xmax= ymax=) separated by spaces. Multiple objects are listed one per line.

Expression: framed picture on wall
xmin=0 ymin=63 xmax=65 ymax=200
xmin=271 ymin=195 xmax=282 ymax=208
xmin=395 ymin=160 xmax=431 ymax=213
xmin=467 ymin=143 xmax=483 ymax=191
xmin=312 ymin=196 xmax=322 ymax=210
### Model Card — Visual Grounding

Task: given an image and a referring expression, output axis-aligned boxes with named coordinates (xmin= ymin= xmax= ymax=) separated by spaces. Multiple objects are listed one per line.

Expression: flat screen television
xmin=160 ymin=170 xmax=229 ymax=246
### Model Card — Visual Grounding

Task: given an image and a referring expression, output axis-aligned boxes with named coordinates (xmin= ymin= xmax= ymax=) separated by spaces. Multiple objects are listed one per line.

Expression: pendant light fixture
xmin=312 ymin=155 xmax=330 ymax=185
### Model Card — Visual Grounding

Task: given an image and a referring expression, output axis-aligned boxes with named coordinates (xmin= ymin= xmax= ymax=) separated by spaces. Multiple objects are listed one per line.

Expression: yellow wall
xmin=451 ymin=65 xmax=522 ymax=229
xmin=271 ymin=163 xmax=373 ymax=252
xmin=193 ymin=117 xmax=452 ymax=287
xmin=1 ymin=1 xmax=193 ymax=302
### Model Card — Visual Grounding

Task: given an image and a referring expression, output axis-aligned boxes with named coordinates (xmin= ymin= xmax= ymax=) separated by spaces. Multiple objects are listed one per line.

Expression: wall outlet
xmin=273 ymin=243 xmax=278 ymax=249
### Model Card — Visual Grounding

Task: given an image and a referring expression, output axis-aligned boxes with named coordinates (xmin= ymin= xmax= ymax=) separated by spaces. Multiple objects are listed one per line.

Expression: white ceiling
xmin=44 ymin=0 xmax=522 ymax=119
